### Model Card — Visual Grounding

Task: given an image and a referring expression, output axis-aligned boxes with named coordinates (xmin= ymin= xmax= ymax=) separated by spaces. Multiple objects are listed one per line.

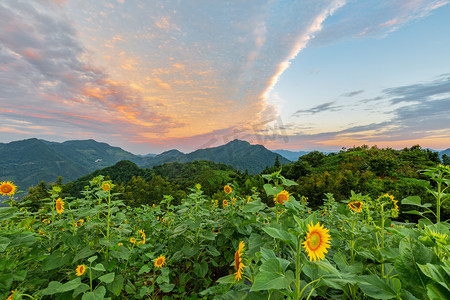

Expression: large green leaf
xmin=216 ymin=274 xmax=236 ymax=284
xmin=358 ymin=275 xmax=401 ymax=299
xmin=41 ymin=278 xmax=82 ymax=295
xmin=426 ymin=282 xmax=450 ymax=300
xmin=243 ymin=200 xmax=265 ymax=213
xmin=159 ymin=283 xmax=175 ymax=293
xmin=98 ymin=272 xmax=115 ymax=284
xmin=402 ymin=196 xmax=431 ymax=208
xmin=0 ymin=207 xmax=17 ymax=221
xmin=82 ymin=286 xmax=106 ymax=300
xmin=263 ymin=184 xmax=283 ymax=196
xmin=7 ymin=232 xmax=37 ymax=248
xmin=250 ymin=258 xmax=294 ymax=291
xmin=395 ymin=235 xmax=437 ymax=294
xmin=42 ymin=250 xmax=73 ymax=271
xmin=418 ymin=263 xmax=450 ymax=291
xmin=262 ymin=227 xmax=296 ymax=247
xmin=0 ymin=236 xmax=11 ymax=252
xmin=194 ymin=261 xmax=208 ymax=278
xmin=106 ymin=274 xmax=124 ymax=296
xmin=250 ymin=269 xmax=294 ymax=291
xmin=72 ymin=246 xmax=96 ymax=263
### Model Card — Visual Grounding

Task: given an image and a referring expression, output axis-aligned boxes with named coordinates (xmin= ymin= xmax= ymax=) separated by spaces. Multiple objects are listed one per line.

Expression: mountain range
xmin=0 ymin=138 xmax=290 ymax=191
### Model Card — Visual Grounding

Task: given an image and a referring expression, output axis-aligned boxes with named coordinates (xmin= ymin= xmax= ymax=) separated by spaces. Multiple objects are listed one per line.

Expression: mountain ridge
xmin=0 ymin=138 xmax=291 ymax=191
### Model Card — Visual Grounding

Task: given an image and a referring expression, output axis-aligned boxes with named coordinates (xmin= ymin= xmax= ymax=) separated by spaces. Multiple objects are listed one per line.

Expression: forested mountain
xmin=0 ymin=138 xmax=290 ymax=191
xmin=43 ymin=139 xmax=143 ymax=170
xmin=20 ymin=144 xmax=448 ymax=221
xmin=144 ymin=139 xmax=291 ymax=174
xmin=0 ymin=139 xmax=90 ymax=190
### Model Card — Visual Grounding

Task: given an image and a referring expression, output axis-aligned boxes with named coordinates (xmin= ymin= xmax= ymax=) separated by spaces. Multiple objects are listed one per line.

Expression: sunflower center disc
xmin=309 ymin=233 xmax=321 ymax=250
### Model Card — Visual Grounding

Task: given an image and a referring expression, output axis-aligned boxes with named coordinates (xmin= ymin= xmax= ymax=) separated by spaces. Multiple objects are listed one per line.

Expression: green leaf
xmin=98 ymin=272 xmax=115 ymax=284
xmin=110 ymin=246 xmax=129 ymax=260
xmin=87 ymin=255 xmax=98 ymax=263
xmin=281 ymin=178 xmax=298 ymax=186
xmin=217 ymin=274 xmax=236 ymax=284
xmin=156 ymin=268 xmax=170 ymax=284
xmin=358 ymin=275 xmax=401 ymax=299
xmin=250 ymin=269 xmax=294 ymax=292
xmin=206 ymin=245 xmax=220 ymax=257
xmin=92 ymin=263 xmax=106 ymax=272
xmin=194 ymin=261 xmax=208 ymax=278
xmin=199 ymin=229 xmax=215 ymax=241
xmin=259 ymin=248 xmax=276 ymax=262
xmin=263 ymin=184 xmax=283 ymax=196
xmin=0 ymin=273 xmax=13 ymax=291
xmin=395 ymin=235 xmax=436 ymax=293
xmin=402 ymin=196 xmax=431 ymax=208
xmin=159 ymin=283 xmax=175 ymax=293
xmin=243 ymin=200 xmax=265 ymax=213
xmin=7 ymin=232 xmax=37 ymax=248
xmin=72 ymin=283 xmax=90 ymax=298
xmin=41 ymin=278 xmax=82 ymax=295
xmin=0 ymin=237 xmax=11 ymax=252
xmin=262 ymin=227 xmax=296 ymax=247
xmin=181 ymin=244 xmax=199 ymax=257
xmin=72 ymin=246 xmax=96 ymax=264
xmin=42 ymin=250 xmax=73 ymax=271
xmin=12 ymin=270 xmax=27 ymax=281
xmin=0 ymin=207 xmax=17 ymax=221
xmin=61 ymin=233 xmax=81 ymax=249
xmin=106 ymin=274 xmax=124 ymax=296
xmin=427 ymin=282 xmax=450 ymax=300
xmin=82 ymin=286 xmax=106 ymax=300
xmin=418 ymin=263 xmax=450 ymax=290
xmin=138 ymin=264 xmax=151 ymax=275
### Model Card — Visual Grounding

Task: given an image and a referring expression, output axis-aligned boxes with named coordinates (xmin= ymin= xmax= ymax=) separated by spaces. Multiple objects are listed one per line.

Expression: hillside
xmin=44 ymin=139 xmax=144 ymax=170
xmin=144 ymin=139 xmax=290 ymax=174
xmin=0 ymin=138 xmax=89 ymax=190
xmin=0 ymin=138 xmax=290 ymax=191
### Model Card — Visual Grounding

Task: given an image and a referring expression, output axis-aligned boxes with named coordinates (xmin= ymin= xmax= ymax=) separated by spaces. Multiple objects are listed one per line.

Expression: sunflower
xmin=154 ymin=255 xmax=166 ymax=268
xmin=348 ymin=201 xmax=363 ymax=212
xmin=234 ymin=241 xmax=246 ymax=281
xmin=274 ymin=190 xmax=289 ymax=205
xmin=223 ymin=199 xmax=228 ymax=208
xmin=55 ymin=198 xmax=64 ymax=214
xmin=0 ymin=181 xmax=17 ymax=196
xmin=6 ymin=290 xmax=15 ymax=300
xmin=302 ymin=222 xmax=331 ymax=262
xmin=75 ymin=219 xmax=84 ymax=227
xmin=130 ymin=237 xmax=136 ymax=244
xmin=102 ymin=182 xmax=111 ymax=192
xmin=139 ymin=229 xmax=146 ymax=244
xmin=76 ymin=264 xmax=86 ymax=276
xmin=224 ymin=185 xmax=232 ymax=194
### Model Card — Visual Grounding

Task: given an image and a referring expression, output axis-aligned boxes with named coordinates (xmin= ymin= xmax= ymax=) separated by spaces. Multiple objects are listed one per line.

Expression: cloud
xmin=341 ymin=90 xmax=364 ymax=97
xmin=1 ymin=0 xmax=349 ymax=151
xmin=292 ymin=101 xmax=342 ymax=116
xmin=311 ymin=0 xmax=450 ymax=46
xmin=0 ymin=0 xmax=180 ymax=145
xmin=383 ymin=74 xmax=450 ymax=104
xmin=1 ymin=0 xmax=448 ymax=153
xmin=265 ymin=75 xmax=450 ymax=150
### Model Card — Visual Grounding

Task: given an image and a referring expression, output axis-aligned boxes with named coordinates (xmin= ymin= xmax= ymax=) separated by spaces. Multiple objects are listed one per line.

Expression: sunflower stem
xmin=295 ymin=236 xmax=301 ymax=300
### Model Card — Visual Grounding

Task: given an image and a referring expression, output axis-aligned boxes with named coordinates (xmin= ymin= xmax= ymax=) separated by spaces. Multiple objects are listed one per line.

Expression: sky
xmin=1 ymin=0 xmax=449 ymax=154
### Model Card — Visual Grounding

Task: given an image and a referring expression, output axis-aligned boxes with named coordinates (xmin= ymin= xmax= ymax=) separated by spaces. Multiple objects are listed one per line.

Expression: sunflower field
xmin=0 ymin=166 xmax=449 ymax=300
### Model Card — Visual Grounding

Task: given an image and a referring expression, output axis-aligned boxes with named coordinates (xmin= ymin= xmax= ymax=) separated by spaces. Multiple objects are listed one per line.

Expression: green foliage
xmin=2 ymin=145 xmax=450 ymax=299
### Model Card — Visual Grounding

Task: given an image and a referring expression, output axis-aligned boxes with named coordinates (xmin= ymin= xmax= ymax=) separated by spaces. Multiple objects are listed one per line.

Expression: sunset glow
xmin=1 ymin=0 xmax=449 ymax=154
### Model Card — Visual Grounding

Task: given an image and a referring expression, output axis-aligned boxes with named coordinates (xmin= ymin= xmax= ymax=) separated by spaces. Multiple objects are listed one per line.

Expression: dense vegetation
xmin=1 ymin=145 xmax=449 ymax=299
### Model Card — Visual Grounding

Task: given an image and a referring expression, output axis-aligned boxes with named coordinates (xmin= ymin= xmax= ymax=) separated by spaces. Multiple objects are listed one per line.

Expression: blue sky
xmin=0 ymin=0 xmax=449 ymax=154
